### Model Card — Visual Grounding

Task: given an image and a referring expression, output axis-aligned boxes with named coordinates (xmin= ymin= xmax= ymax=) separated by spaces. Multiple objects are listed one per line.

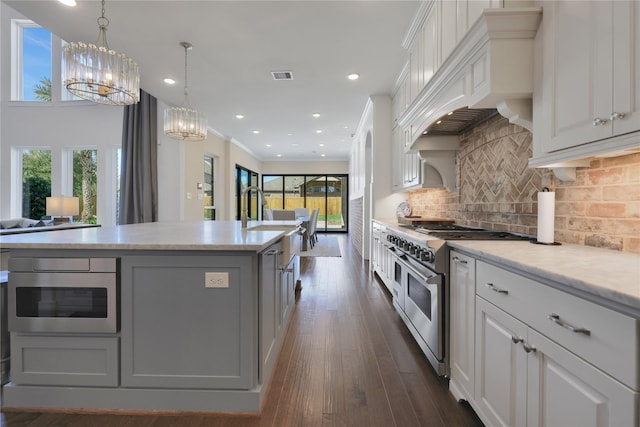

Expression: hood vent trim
xmin=398 ymin=7 xmax=543 ymax=150
xmin=422 ymin=108 xmax=500 ymax=136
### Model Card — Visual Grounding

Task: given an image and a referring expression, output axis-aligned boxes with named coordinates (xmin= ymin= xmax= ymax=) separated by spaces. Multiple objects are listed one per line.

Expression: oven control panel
xmin=386 ymin=234 xmax=435 ymax=264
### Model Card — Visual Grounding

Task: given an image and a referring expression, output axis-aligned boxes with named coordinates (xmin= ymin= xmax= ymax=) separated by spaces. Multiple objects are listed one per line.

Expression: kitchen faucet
xmin=241 ymin=185 xmax=267 ymax=228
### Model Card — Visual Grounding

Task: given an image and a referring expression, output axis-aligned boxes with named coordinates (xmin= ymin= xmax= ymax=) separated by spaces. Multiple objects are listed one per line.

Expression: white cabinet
xmin=472 ymin=261 xmax=639 ymax=427
xmin=449 ymin=251 xmax=477 ymax=403
xmin=391 ymin=128 xmax=423 ymax=191
xmin=371 ymin=222 xmax=392 ymax=293
xmin=475 ymin=297 xmax=528 ymax=427
xmin=526 ymin=328 xmax=637 ymax=427
xmin=532 ymin=0 xmax=640 ymax=166
xmin=475 ymin=298 xmax=638 ymax=427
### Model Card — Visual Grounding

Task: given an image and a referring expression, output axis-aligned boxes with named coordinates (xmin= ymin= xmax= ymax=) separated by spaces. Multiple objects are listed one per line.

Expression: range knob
xmin=403 ymin=241 xmax=411 ymax=251
xmin=409 ymin=245 xmax=417 ymax=255
xmin=420 ymin=251 xmax=434 ymax=263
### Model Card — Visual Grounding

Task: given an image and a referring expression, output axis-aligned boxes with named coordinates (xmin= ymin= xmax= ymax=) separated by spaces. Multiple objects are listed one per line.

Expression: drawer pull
xmin=523 ymin=342 xmax=537 ymax=353
xmin=511 ymin=336 xmax=524 ymax=344
xmin=485 ymin=283 xmax=508 ymax=295
xmin=452 ymin=256 xmax=468 ymax=264
xmin=548 ymin=313 xmax=591 ymax=336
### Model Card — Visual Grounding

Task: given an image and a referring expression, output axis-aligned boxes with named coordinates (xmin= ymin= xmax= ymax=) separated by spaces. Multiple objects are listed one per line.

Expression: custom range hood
xmin=401 ymin=7 xmax=543 ymax=156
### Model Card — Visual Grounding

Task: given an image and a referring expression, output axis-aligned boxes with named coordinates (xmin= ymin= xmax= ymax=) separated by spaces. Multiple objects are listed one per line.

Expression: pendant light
xmin=164 ymin=42 xmax=207 ymax=141
xmin=62 ymin=0 xmax=140 ymax=105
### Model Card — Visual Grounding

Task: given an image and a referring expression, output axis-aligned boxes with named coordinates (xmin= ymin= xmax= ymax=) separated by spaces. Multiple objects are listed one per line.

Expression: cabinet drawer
xmin=11 ymin=334 xmax=119 ymax=387
xmin=477 ymin=261 xmax=639 ymax=390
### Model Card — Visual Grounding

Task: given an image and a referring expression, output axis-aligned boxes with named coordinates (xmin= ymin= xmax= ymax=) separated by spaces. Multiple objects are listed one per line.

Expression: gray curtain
xmin=119 ymin=89 xmax=158 ymax=224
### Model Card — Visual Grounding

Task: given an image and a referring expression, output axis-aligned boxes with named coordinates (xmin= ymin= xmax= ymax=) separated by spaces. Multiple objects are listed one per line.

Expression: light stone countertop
xmin=374 ymin=218 xmax=640 ymax=318
xmin=0 ymin=220 xmax=300 ymax=252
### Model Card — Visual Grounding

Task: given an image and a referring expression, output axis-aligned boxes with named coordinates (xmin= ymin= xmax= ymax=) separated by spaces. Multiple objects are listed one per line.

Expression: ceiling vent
xmin=271 ymin=71 xmax=294 ymax=81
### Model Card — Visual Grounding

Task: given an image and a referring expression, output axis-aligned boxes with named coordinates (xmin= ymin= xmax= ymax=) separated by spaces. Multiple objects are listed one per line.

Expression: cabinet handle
xmin=522 ymin=342 xmax=537 ymax=353
xmin=511 ymin=336 xmax=524 ymax=344
xmin=485 ymin=283 xmax=508 ymax=295
xmin=610 ymin=111 xmax=626 ymax=121
xmin=263 ymin=249 xmax=278 ymax=256
xmin=548 ymin=313 xmax=591 ymax=336
xmin=592 ymin=117 xmax=608 ymax=126
xmin=452 ymin=256 xmax=468 ymax=264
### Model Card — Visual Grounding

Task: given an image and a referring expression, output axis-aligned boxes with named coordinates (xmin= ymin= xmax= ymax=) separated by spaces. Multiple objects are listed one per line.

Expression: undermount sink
xmin=248 ymin=223 xmax=303 ymax=266
xmin=245 ymin=224 xmax=298 ymax=231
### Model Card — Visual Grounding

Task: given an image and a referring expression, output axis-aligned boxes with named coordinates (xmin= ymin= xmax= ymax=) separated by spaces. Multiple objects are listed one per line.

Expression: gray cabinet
xmin=11 ymin=334 xmax=119 ymax=387
xmin=260 ymin=245 xmax=296 ymax=387
xmin=120 ymin=254 xmax=256 ymax=390
xmin=260 ymin=244 xmax=279 ymax=382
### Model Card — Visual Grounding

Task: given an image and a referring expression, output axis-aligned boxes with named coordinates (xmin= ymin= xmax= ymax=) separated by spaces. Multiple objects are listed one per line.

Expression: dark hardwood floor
xmin=0 ymin=234 xmax=483 ymax=427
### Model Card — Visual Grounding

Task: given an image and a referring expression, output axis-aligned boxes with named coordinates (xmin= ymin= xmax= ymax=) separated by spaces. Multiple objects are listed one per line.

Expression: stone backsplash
xmin=408 ymin=115 xmax=640 ymax=253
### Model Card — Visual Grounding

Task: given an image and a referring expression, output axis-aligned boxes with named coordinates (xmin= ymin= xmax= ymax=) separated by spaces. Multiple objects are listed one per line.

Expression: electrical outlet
xmin=205 ymin=272 xmax=229 ymax=288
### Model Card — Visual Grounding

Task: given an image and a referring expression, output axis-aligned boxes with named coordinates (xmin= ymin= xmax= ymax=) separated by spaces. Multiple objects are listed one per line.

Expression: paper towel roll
xmin=537 ymin=190 xmax=555 ymax=243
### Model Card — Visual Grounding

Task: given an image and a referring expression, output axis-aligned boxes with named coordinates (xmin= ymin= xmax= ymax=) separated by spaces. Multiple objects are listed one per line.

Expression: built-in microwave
xmin=8 ymin=257 xmax=119 ymax=333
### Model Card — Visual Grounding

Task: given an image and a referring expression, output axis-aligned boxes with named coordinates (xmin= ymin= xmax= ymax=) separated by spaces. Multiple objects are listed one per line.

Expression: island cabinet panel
xmin=120 ymin=254 xmax=256 ymax=390
xmin=259 ymin=244 xmax=279 ymax=384
xmin=11 ymin=334 xmax=119 ymax=387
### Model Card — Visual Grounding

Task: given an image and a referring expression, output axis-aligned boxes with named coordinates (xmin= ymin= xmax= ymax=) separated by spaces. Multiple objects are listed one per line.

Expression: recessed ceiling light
xmin=436 ymin=120 xmax=442 ymax=124
xmin=287 ymin=133 xmax=293 ymax=136
xmin=58 ymin=0 xmax=76 ymax=6
xmin=343 ymin=125 xmax=349 ymax=129
xmin=292 ymin=143 xmax=299 ymax=147
xmin=347 ymin=73 xmax=360 ymax=80
xmin=312 ymin=113 xmax=320 ymax=118
xmin=235 ymin=114 xmax=244 ymax=119
xmin=447 ymin=111 xmax=454 ymax=115
xmin=321 ymin=154 xmax=326 ymax=157
xmin=252 ymin=130 xmax=260 ymax=134
xmin=276 ymin=154 xmax=282 ymax=157
xmin=315 ymin=129 xmax=323 ymax=134
xmin=266 ymin=144 xmax=272 ymax=147
xmin=319 ymin=143 xmax=325 ymax=147
xmin=163 ymin=78 xmax=176 ymax=85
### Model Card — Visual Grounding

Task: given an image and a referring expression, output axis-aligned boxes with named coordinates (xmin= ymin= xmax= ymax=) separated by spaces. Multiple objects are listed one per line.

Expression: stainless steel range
xmin=384 ymin=223 xmax=531 ymax=377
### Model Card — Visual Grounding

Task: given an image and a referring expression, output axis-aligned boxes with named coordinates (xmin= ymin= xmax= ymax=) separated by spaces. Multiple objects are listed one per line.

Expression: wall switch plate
xmin=205 ymin=272 xmax=229 ymax=288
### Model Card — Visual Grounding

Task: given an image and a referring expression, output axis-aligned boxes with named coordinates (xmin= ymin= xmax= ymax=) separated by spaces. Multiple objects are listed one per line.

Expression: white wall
xmin=262 ymin=161 xmax=348 ymax=175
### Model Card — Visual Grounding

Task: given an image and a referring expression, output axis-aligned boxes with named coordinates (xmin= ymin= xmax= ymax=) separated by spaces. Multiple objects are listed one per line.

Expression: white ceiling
xmin=4 ymin=0 xmax=418 ymax=161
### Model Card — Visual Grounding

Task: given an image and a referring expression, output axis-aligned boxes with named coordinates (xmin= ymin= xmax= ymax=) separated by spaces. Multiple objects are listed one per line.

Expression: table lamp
xmin=46 ymin=196 xmax=80 ymax=225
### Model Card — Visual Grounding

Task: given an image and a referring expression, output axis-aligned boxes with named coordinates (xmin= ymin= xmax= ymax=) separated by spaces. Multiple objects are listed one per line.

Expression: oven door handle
xmin=399 ymin=254 xmax=438 ymax=282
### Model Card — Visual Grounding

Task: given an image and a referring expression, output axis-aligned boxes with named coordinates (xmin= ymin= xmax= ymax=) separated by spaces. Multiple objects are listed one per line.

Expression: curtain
xmin=119 ymin=89 xmax=158 ymax=224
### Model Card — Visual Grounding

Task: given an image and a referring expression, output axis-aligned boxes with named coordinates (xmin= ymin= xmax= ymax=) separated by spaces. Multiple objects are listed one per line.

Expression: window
xmin=235 ymin=165 xmax=258 ymax=220
xmin=72 ymin=149 xmax=98 ymax=224
xmin=262 ymin=174 xmax=348 ymax=233
xmin=21 ymin=149 xmax=52 ymax=219
xmin=204 ymin=155 xmax=215 ymax=220
xmin=12 ymin=20 xmax=52 ymax=102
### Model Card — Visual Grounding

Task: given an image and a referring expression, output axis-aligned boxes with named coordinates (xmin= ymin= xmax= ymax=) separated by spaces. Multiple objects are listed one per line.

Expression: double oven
xmin=385 ymin=223 xmax=531 ymax=377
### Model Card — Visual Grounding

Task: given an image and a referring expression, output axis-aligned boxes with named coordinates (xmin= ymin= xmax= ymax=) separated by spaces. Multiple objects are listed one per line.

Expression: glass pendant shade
xmin=164 ymin=106 xmax=207 ymax=141
xmin=62 ymin=1 xmax=140 ymax=105
xmin=164 ymin=42 xmax=207 ymax=141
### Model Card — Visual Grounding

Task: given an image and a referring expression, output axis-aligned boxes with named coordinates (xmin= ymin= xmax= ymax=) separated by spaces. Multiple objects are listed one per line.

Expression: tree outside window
xmin=73 ymin=150 xmax=98 ymax=224
xmin=21 ymin=149 xmax=51 ymax=220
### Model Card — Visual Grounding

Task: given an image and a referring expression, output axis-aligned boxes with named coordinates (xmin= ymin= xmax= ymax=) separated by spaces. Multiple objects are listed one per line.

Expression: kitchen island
xmin=0 ymin=220 xmax=302 ymax=413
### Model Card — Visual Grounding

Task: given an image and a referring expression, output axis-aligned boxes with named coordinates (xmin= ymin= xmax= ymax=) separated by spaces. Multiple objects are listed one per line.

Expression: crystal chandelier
xmin=62 ymin=0 xmax=140 ymax=105
xmin=164 ymin=42 xmax=207 ymax=141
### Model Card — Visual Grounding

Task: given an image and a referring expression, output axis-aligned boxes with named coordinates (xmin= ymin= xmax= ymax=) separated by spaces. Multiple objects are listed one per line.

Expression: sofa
xmin=0 ymin=218 xmax=53 ymax=235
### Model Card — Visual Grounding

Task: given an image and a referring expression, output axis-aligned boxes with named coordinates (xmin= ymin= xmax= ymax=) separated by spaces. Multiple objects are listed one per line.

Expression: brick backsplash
xmin=408 ymin=115 xmax=640 ymax=253
xmin=350 ymin=196 xmax=364 ymax=257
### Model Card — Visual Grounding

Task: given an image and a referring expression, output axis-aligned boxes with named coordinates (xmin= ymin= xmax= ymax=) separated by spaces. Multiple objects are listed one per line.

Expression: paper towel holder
xmin=533 ymin=187 xmax=562 ymax=245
